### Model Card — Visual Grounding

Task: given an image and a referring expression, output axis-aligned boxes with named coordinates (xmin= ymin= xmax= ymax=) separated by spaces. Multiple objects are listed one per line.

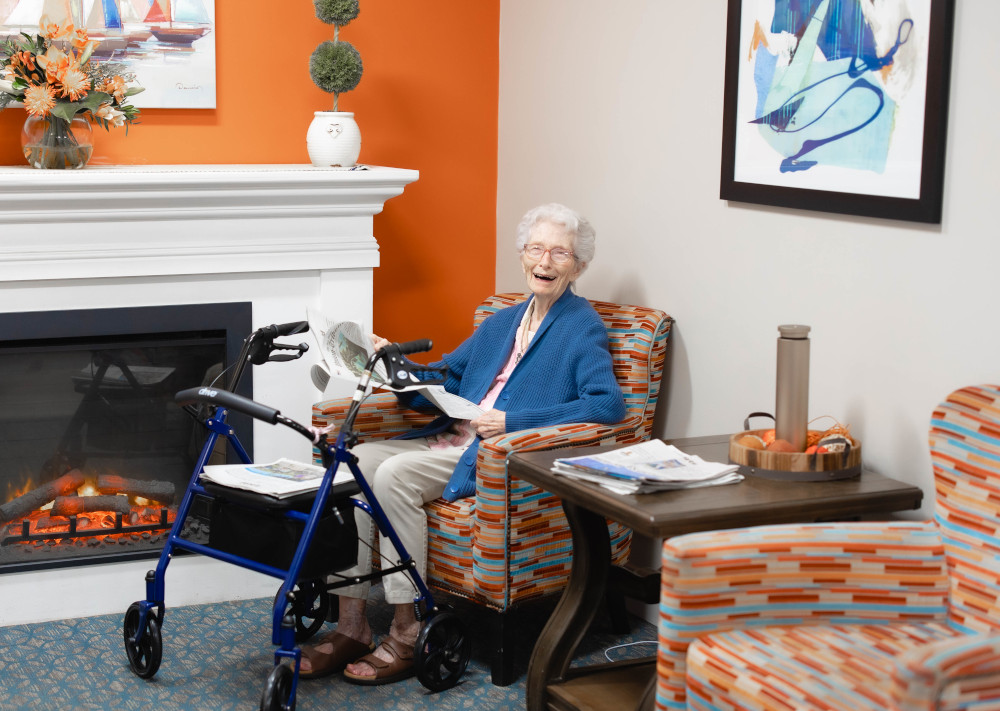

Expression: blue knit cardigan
xmin=396 ymin=289 xmax=626 ymax=501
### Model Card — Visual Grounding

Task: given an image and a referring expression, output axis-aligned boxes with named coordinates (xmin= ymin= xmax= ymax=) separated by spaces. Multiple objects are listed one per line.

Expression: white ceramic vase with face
xmin=306 ymin=111 xmax=362 ymax=167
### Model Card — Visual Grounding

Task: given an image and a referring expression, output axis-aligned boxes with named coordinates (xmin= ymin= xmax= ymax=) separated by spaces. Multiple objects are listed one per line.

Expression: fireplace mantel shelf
xmin=0 ymin=164 xmax=419 ymax=282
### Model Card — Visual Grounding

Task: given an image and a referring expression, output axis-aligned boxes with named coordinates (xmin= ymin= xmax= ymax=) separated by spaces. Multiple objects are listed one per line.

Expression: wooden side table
xmin=508 ymin=435 xmax=924 ymax=711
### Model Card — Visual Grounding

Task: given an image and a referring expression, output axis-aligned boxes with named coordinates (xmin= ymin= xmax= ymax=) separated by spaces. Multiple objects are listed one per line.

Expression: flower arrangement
xmin=310 ymin=0 xmax=363 ymax=111
xmin=0 ymin=17 xmax=143 ymax=168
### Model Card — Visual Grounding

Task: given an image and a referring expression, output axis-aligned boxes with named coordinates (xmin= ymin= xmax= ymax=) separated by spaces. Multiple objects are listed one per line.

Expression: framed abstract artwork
xmin=720 ymin=0 xmax=955 ymax=223
xmin=0 ymin=0 xmax=216 ymax=108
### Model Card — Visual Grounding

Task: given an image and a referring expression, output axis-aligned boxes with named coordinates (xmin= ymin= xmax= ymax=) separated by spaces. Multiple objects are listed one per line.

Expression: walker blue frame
xmin=121 ymin=322 xmax=470 ymax=710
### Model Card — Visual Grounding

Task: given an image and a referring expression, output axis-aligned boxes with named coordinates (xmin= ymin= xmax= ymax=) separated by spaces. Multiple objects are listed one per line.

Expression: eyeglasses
xmin=522 ymin=243 xmax=576 ymax=264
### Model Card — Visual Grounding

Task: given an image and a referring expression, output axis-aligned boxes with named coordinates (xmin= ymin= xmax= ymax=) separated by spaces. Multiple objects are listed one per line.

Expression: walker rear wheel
xmin=414 ymin=611 xmax=470 ymax=691
xmin=259 ymin=663 xmax=294 ymax=711
xmin=123 ymin=602 xmax=162 ymax=679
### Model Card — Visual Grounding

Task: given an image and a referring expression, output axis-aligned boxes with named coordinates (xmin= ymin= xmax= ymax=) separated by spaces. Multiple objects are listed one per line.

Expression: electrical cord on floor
xmin=604 ymin=640 xmax=658 ymax=662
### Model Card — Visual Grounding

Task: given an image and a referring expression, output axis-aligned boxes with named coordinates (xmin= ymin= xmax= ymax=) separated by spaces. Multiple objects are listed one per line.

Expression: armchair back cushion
xmin=930 ymin=386 xmax=1000 ymax=634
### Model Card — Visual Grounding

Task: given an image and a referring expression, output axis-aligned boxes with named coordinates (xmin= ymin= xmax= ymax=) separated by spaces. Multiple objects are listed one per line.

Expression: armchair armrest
xmin=311 ymin=392 xmax=437 ymax=463
xmin=470 ymin=416 xmax=645 ymax=605
xmin=891 ymin=634 xmax=1000 ymax=711
xmin=657 ymin=521 xmax=949 ymax=709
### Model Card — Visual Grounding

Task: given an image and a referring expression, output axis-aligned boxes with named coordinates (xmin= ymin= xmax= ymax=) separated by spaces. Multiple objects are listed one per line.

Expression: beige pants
xmin=333 ymin=438 xmax=465 ymax=605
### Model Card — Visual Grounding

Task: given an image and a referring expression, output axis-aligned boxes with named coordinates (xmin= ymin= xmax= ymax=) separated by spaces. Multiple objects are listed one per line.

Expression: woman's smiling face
xmin=520 ymin=220 xmax=583 ymax=305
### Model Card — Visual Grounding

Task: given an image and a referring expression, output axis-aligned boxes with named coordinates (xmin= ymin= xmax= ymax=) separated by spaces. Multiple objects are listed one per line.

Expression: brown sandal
xmin=342 ymin=637 xmax=416 ymax=686
xmin=299 ymin=632 xmax=375 ymax=680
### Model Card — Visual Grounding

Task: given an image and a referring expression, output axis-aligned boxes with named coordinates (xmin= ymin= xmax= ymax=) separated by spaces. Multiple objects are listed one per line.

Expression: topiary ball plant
xmin=310 ymin=0 xmax=363 ymax=112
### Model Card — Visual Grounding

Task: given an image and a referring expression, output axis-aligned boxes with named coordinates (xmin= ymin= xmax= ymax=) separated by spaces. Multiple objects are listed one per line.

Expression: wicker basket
xmin=728 ymin=429 xmax=862 ymax=481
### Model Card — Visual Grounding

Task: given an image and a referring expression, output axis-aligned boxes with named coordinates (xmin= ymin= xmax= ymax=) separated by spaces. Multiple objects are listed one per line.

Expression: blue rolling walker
xmin=121 ymin=321 xmax=471 ymax=710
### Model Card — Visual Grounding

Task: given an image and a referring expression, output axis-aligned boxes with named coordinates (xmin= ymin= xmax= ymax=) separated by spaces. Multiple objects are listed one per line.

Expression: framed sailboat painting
xmin=719 ymin=0 xmax=955 ymax=223
xmin=1 ymin=0 xmax=216 ymax=108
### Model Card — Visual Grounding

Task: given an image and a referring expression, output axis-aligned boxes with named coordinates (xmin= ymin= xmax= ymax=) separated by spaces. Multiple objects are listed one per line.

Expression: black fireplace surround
xmin=0 ymin=302 xmax=252 ymax=573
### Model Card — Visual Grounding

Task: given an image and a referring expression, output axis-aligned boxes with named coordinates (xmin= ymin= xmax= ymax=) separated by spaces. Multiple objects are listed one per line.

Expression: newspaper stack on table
xmin=201 ymin=458 xmax=352 ymax=499
xmin=552 ymin=440 xmax=742 ymax=495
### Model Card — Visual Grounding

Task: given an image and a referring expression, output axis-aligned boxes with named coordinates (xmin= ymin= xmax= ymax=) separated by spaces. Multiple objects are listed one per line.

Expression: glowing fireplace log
xmin=0 ymin=470 xmax=86 ymax=523
xmin=96 ymin=475 xmax=176 ymax=505
xmin=51 ymin=495 xmax=132 ymax=518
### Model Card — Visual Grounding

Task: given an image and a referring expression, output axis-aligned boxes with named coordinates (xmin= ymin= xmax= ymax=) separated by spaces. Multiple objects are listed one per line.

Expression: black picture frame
xmin=720 ymin=0 xmax=955 ymax=224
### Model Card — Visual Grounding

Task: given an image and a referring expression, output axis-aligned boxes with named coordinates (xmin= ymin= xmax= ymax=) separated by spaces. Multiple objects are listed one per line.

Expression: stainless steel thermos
xmin=775 ymin=325 xmax=810 ymax=451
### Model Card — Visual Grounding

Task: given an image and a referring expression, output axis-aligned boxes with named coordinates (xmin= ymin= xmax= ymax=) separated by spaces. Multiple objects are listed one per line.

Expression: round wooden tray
xmin=728 ymin=430 xmax=862 ymax=481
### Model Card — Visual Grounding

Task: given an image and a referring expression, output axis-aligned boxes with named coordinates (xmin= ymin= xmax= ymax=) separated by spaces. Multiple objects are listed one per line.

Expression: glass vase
xmin=21 ymin=114 xmax=94 ymax=170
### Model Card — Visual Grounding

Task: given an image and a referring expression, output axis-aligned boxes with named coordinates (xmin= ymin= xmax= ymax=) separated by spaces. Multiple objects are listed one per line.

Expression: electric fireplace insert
xmin=0 ymin=302 xmax=252 ymax=574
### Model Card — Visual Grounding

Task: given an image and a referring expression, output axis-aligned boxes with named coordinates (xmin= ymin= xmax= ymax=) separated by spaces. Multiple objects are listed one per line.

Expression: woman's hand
xmin=371 ymin=333 xmax=391 ymax=351
xmin=472 ymin=409 xmax=506 ymax=439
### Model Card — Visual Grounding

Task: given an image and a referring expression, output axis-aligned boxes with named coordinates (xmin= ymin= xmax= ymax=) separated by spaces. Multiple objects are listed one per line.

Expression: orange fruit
xmin=737 ymin=434 xmax=766 ymax=450
xmin=767 ymin=439 xmax=798 ymax=452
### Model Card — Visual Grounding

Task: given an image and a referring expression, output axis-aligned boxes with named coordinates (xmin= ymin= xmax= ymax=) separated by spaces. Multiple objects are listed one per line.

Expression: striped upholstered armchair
xmin=656 ymin=384 xmax=1000 ymax=711
xmin=313 ymin=293 xmax=672 ymax=685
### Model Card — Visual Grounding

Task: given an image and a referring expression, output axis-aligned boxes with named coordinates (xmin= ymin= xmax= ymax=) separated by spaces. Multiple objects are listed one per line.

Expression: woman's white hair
xmin=515 ymin=203 xmax=596 ymax=275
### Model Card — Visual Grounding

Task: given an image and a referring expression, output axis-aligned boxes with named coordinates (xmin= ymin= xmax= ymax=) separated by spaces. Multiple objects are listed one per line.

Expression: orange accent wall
xmin=0 ymin=1 xmax=500 ymax=360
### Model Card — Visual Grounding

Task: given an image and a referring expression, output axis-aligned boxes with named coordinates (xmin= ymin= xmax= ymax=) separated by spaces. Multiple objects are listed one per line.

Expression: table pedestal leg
xmin=526 ymin=500 xmax=612 ymax=711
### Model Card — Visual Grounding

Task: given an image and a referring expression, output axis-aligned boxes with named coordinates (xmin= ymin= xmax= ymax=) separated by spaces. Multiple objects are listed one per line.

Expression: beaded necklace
xmin=515 ymin=301 xmax=536 ymax=363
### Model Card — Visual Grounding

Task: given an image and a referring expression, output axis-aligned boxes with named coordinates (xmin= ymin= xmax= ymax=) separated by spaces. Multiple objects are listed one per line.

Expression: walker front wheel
xmin=259 ymin=663 xmax=295 ymax=711
xmin=123 ymin=602 xmax=162 ymax=679
xmin=414 ymin=611 xmax=470 ymax=691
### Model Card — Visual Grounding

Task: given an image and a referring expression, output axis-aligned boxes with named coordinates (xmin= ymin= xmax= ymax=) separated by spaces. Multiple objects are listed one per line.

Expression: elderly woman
xmin=300 ymin=202 xmax=626 ymax=685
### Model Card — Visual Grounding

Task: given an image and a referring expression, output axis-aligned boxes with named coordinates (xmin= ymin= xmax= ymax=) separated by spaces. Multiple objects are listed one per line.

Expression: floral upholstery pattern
xmin=313 ymin=293 xmax=672 ymax=612
xmin=657 ymin=384 xmax=1000 ymax=711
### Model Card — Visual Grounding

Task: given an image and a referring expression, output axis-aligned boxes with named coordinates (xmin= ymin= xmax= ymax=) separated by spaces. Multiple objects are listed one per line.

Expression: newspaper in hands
xmin=308 ymin=309 xmax=389 ymax=389
xmin=307 ymin=309 xmax=485 ymax=419
xmin=416 ymin=385 xmax=485 ymax=419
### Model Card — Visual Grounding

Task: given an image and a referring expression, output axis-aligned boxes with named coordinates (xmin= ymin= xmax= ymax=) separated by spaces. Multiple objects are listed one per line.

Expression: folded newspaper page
xmin=308 ymin=309 xmax=389 ymax=387
xmin=415 ymin=384 xmax=485 ymax=419
xmin=553 ymin=440 xmax=742 ymax=494
xmin=201 ymin=457 xmax=353 ymax=498
xmin=307 ymin=309 xmax=484 ymax=419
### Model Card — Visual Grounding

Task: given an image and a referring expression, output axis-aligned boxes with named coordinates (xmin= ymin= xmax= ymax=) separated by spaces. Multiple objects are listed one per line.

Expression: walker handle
xmin=174 ymin=387 xmax=280 ymax=424
xmin=259 ymin=321 xmax=309 ymax=339
xmin=395 ymin=339 xmax=433 ymax=355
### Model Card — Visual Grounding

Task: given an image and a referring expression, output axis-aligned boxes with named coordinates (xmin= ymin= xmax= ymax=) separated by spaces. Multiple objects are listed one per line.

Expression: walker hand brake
xmin=380 ymin=342 xmax=447 ymax=389
xmin=267 ymin=342 xmax=309 ymax=362
xmin=247 ymin=321 xmax=310 ymax=364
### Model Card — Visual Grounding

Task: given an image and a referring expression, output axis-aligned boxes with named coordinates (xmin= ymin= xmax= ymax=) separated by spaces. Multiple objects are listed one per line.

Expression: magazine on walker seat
xmin=307 ymin=310 xmax=485 ymax=419
xmin=552 ymin=440 xmax=742 ymax=495
xmin=201 ymin=458 xmax=354 ymax=499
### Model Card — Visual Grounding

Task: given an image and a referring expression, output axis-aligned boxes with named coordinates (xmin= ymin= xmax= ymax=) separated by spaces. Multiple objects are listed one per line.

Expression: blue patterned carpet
xmin=0 ymin=587 xmax=656 ymax=711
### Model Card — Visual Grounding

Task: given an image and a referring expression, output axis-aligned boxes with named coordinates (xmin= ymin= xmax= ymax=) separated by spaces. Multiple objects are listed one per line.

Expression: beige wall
xmin=497 ymin=1 xmax=996 ymax=514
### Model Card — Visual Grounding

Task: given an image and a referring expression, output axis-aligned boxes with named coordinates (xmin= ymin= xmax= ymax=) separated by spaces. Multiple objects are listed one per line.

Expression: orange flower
xmin=13 ymin=54 xmax=46 ymax=85
xmin=22 ymin=83 xmax=56 ymax=117
xmin=57 ymin=65 xmax=89 ymax=101
xmin=34 ymin=47 xmax=90 ymax=101
xmin=71 ymin=28 xmax=93 ymax=51
xmin=36 ymin=45 xmax=69 ymax=74
xmin=11 ymin=50 xmax=37 ymax=72
xmin=98 ymin=75 xmax=127 ymax=103
xmin=95 ymin=103 xmax=126 ymax=127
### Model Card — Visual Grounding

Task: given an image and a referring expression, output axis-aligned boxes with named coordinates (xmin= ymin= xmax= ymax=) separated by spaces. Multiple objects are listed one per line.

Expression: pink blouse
xmin=429 ymin=321 xmax=534 ymax=450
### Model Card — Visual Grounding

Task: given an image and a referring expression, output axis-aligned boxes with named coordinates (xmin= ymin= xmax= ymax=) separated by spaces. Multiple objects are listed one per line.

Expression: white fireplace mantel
xmin=0 ymin=164 xmax=419 ymax=282
xmin=0 ymin=164 xmax=418 ymax=627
